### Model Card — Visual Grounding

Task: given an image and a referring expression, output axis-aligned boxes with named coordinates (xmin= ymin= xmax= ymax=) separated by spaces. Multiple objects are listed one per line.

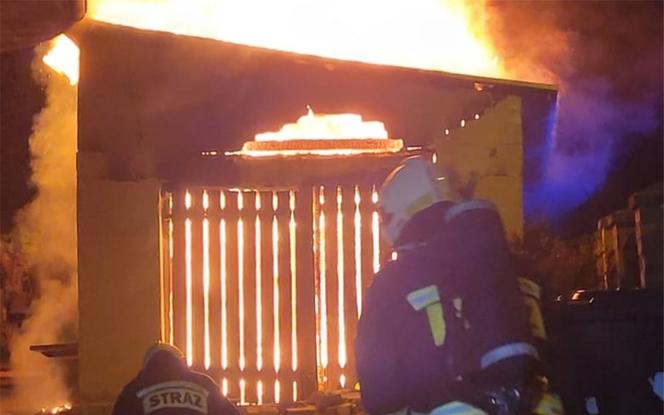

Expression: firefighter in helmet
xmin=355 ymin=156 xmax=555 ymax=415
xmin=112 ymin=342 xmax=239 ymax=415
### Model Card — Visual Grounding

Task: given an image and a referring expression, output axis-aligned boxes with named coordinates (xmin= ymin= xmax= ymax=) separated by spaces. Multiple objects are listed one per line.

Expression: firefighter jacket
xmin=112 ymin=351 xmax=239 ymax=415
xmin=355 ymin=200 xmax=537 ymax=415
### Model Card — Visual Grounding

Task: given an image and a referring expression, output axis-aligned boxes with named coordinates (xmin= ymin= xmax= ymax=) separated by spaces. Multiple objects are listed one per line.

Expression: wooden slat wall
xmin=164 ymin=183 xmax=385 ymax=403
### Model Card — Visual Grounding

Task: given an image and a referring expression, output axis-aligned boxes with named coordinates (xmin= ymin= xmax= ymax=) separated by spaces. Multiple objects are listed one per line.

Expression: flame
xmin=40 ymin=403 xmax=72 ymax=414
xmin=235 ymin=108 xmax=402 ymax=157
xmin=87 ymin=0 xmax=501 ymax=77
xmin=43 ymin=35 xmax=79 ymax=85
xmin=257 ymin=107 xmax=388 ymax=141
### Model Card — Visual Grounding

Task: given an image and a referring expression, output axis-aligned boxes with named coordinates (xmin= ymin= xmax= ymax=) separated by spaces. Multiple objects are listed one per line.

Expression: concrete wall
xmin=77 ymin=165 xmax=162 ymax=408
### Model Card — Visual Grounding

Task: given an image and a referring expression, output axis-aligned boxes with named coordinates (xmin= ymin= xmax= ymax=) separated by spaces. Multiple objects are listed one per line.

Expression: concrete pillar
xmin=77 ymin=173 xmax=162 ymax=411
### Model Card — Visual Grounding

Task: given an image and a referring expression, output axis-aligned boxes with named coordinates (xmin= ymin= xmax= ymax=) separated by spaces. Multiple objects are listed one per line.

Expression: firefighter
xmin=355 ymin=156 xmax=549 ymax=415
xmin=112 ymin=342 xmax=239 ymax=415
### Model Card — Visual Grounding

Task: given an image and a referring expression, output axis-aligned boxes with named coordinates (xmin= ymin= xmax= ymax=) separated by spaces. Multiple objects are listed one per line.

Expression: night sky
xmin=0 ymin=1 xmax=662 ymax=236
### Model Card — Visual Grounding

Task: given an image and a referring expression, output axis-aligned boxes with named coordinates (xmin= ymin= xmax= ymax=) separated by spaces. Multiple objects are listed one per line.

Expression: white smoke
xmin=7 ymin=38 xmax=78 ymax=411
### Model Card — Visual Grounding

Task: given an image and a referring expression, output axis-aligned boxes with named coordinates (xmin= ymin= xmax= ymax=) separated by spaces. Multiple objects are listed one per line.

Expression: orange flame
xmin=256 ymin=107 xmax=388 ymax=141
xmin=235 ymin=108 xmax=403 ymax=157
xmin=43 ymin=35 xmax=79 ymax=85
xmin=87 ymin=0 xmax=502 ymax=78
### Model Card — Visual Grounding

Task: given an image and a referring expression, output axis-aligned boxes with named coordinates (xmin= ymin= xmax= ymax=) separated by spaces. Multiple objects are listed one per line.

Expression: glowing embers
xmin=230 ymin=108 xmax=403 ymax=157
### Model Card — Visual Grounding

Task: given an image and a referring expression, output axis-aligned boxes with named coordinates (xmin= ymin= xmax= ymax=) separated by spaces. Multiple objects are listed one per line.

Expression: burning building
xmin=46 ymin=12 xmax=557 ymax=412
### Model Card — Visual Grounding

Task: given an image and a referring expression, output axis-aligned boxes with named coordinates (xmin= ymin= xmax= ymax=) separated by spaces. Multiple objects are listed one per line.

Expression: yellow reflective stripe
xmin=407 ymin=285 xmax=446 ymax=346
xmin=406 ymin=193 xmax=434 ymax=216
xmin=407 ymin=285 xmax=440 ymax=310
xmin=518 ymin=277 xmax=542 ymax=300
xmin=426 ymin=303 xmax=446 ymax=346
xmin=524 ymin=297 xmax=547 ymax=339
xmin=534 ymin=393 xmax=565 ymax=415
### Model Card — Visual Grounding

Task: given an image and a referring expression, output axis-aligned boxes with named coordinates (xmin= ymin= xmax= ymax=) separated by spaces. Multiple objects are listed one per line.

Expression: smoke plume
xmin=8 ymin=38 xmax=78 ymax=410
xmin=486 ymin=1 xmax=662 ymax=219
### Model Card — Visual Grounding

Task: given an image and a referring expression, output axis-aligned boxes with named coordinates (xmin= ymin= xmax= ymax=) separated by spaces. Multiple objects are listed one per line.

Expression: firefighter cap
xmin=142 ymin=341 xmax=186 ymax=368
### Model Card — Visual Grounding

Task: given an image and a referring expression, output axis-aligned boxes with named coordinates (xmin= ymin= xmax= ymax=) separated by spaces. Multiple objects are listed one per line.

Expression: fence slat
xmin=324 ymin=185 xmax=340 ymax=390
xmin=172 ymin=191 xmax=187 ymax=354
xmin=342 ymin=185 xmax=359 ymax=388
xmin=259 ymin=191 xmax=276 ymax=401
xmin=224 ymin=191 xmax=240 ymax=400
xmin=208 ymin=189 xmax=222 ymax=372
xmin=296 ymin=187 xmax=318 ymax=398
xmin=190 ymin=188 xmax=206 ymax=370
xmin=277 ymin=191 xmax=293 ymax=401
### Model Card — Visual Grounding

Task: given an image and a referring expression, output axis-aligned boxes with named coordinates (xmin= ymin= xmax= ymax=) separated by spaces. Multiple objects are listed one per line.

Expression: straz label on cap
xmin=137 ymin=380 xmax=210 ymax=414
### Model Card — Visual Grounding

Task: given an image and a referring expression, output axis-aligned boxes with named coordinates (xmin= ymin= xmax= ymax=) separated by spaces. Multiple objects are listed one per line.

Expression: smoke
xmin=7 ymin=38 xmax=78 ymax=410
xmin=485 ymin=1 xmax=662 ymax=219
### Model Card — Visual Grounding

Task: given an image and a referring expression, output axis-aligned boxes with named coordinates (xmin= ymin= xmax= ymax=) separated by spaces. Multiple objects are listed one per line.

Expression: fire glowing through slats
xmin=289 ymin=190 xmax=298 ymax=402
xmin=272 ymin=192 xmax=281 ymax=402
xmin=168 ymin=194 xmax=174 ymax=345
xmin=371 ymin=186 xmax=381 ymax=274
xmin=317 ymin=187 xmax=329 ymax=380
xmin=336 ymin=187 xmax=347 ymax=388
xmin=237 ymin=192 xmax=245 ymax=373
xmin=353 ymin=186 xmax=363 ymax=316
xmin=166 ymin=184 xmax=387 ymax=402
xmin=255 ymin=193 xmax=263 ymax=375
xmin=184 ymin=190 xmax=193 ymax=367
xmin=203 ymin=191 xmax=211 ymax=370
xmin=220 ymin=191 xmax=229 ymax=394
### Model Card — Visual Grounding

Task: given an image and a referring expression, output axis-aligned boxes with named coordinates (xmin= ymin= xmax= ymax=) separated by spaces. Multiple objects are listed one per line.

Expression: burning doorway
xmin=161 ymin=110 xmax=420 ymax=403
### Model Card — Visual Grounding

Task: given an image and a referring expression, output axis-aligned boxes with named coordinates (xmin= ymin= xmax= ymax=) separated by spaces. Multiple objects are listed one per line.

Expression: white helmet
xmin=379 ymin=155 xmax=450 ymax=246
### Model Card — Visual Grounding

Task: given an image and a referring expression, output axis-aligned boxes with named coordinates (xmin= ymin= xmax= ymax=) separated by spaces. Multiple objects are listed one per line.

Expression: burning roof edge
xmin=70 ymin=19 xmax=557 ymax=96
